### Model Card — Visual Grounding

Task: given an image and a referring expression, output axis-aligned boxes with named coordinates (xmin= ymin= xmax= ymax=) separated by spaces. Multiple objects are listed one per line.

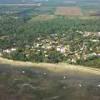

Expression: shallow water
xmin=0 ymin=64 xmax=100 ymax=100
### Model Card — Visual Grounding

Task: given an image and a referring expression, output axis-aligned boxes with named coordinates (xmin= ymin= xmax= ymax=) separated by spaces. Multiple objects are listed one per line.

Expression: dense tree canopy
xmin=0 ymin=15 xmax=100 ymax=67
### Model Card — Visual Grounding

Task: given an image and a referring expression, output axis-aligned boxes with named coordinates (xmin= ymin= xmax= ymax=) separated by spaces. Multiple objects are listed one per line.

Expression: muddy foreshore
xmin=0 ymin=57 xmax=100 ymax=100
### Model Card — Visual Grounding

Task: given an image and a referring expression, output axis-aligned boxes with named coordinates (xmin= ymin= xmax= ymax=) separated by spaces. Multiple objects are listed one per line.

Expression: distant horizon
xmin=0 ymin=0 xmax=100 ymax=4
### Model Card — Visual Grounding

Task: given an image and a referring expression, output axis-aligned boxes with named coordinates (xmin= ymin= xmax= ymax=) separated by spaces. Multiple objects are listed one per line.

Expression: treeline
xmin=2 ymin=46 xmax=100 ymax=68
xmin=20 ymin=16 xmax=100 ymax=35
xmin=2 ymin=48 xmax=65 ymax=63
xmin=16 ymin=16 xmax=100 ymax=44
xmin=1 ymin=15 xmax=100 ymax=37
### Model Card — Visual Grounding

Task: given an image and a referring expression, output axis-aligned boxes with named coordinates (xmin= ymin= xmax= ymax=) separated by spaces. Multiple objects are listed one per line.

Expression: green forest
xmin=0 ymin=15 xmax=100 ymax=68
xmin=0 ymin=0 xmax=100 ymax=68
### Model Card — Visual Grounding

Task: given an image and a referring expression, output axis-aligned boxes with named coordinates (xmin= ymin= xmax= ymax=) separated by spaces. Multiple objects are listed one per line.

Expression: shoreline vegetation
xmin=0 ymin=57 xmax=100 ymax=75
xmin=0 ymin=16 xmax=99 ymax=68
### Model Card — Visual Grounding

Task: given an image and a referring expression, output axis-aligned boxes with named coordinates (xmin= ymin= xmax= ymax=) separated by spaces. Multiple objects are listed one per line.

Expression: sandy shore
xmin=0 ymin=57 xmax=100 ymax=75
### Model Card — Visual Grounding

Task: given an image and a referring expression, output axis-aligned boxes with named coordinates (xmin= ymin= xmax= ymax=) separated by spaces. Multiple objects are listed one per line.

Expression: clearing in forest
xmin=30 ymin=15 xmax=56 ymax=22
xmin=55 ymin=7 xmax=82 ymax=16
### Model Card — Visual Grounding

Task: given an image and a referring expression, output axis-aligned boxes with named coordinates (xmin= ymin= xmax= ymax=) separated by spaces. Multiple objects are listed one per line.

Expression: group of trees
xmin=1 ymin=15 xmax=100 ymax=47
xmin=0 ymin=15 xmax=100 ymax=67
xmin=2 ymin=47 xmax=64 ymax=63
